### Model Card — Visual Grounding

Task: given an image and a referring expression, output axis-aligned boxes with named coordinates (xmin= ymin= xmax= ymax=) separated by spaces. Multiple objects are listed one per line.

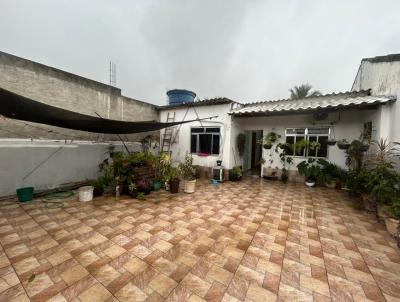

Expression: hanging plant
xmin=237 ymin=133 xmax=246 ymax=156
xmin=327 ymin=139 xmax=337 ymax=146
xmin=337 ymin=139 xmax=350 ymax=150
xmin=257 ymin=132 xmax=281 ymax=150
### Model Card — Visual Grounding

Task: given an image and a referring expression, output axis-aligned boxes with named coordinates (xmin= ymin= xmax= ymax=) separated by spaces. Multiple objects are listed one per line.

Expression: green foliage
xmin=289 ymin=84 xmax=321 ymax=100
xmin=237 ymin=134 xmax=246 ymax=156
xmin=179 ymin=153 xmax=196 ymax=181
xmin=389 ymin=197 xmax=400 ymax=220
xmin=231 ymin=166 xmax=243 ymax=178
xmin=98 ymin=147 xmax=158 ymax=192
xmin=258 ymin=132 xmax=281 ymax=147
xmin=317 ymin=159 xmax=346 ymax=184
xmin=137 ymin=192 xmax=146 ymax=200
xmin=345 ymin=140 xmax=369 ymax=169
xmin=297 ymin=158 xmax=321 ymax=182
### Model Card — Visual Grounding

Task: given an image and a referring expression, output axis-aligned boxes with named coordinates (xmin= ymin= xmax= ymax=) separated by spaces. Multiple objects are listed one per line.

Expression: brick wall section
xmin=0 ymin=51 xmax=159 ymax=142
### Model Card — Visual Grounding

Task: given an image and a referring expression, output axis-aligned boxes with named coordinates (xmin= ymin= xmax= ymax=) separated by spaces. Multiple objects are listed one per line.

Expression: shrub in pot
xmin=229 ymin=166 xmax=243 ymax=181
xmin=91 ymin=178 xmax=105 ymax=197
xmin=179 ymin=153 xmax=196 ymax=193
xmin=258 ymin=132 xmax=281 ymax=150
xmin=297 ymin=158 xmax=321 ymax=187
xmin=128 ymin=182 xmax=138 ymax=198
xmin=168 ymin=167 xmax=180 ymax=193
xmin=137 ymin=179 xmax=152 ymax=195
xmin=317 ymin=159 xmax=345 ymax=189
xmin=337 ymin=139 xmax=350 ymax=150
xmin=275 ymin=143 xmax=293 ymax=183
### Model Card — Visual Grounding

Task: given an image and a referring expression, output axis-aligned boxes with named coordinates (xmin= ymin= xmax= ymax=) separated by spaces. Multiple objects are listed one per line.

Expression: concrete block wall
xmin=0 ymin=51 xmax=159 ymax=142
xmin=0 ymin=51 xmax=160 ymax=196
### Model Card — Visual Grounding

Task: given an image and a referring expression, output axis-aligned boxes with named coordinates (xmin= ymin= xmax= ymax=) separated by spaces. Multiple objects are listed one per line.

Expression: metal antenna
xmin=109 ymin=61 xmax=116 ymax=86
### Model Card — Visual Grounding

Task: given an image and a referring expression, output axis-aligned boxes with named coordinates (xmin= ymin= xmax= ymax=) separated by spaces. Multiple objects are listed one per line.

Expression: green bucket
xmin=16 ymin=187 xmax=34 ymax=202
xmin=153 ymin=180 xmax=162 ymax=191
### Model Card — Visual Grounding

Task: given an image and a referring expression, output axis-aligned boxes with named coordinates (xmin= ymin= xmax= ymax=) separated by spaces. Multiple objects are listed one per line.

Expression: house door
xmin=243 ymin=130 xmax=263 ymax=172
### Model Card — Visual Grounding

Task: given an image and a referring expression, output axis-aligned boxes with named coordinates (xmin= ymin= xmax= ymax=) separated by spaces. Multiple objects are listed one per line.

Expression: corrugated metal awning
xmin=230 ymin=90 xmax=395 ymax=116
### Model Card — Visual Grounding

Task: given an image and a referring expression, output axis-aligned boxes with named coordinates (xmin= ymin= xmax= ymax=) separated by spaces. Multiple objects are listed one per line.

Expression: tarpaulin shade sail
xmin=0 ymin=88 xmax=205 ymax=134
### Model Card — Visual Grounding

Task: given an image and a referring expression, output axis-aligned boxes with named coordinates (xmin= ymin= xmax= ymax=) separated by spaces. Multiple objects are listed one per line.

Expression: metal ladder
xmin=161 ymin=112 xmax=175 ymax=154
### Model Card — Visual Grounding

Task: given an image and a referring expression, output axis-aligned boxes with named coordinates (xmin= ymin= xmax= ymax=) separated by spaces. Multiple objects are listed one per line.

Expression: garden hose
xmin=42 ymin=190 xmax=74 ymax=208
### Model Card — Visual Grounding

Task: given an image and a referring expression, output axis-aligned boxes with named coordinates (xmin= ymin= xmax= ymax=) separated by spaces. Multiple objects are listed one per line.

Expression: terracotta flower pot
xmin=183 ymin=180 xmax=196 ymax=194
xmin=385 ymin=217 xmax=400 ymax=237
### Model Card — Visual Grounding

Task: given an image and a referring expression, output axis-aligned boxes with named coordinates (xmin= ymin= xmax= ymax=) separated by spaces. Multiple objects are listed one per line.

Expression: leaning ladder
xmin=161 ymin=111 xmax=175 ymax=155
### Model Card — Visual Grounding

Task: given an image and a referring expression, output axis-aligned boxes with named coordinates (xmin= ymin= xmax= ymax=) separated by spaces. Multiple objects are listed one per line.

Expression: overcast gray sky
xmin=1 ymin=0 xmax=400 ymax=105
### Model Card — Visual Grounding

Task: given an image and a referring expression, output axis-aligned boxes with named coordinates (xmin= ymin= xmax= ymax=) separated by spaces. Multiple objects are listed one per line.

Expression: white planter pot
xmin=305 ymin=180 xmax=316 ymax=187
xmin=184 ymin=180 xmax=196 ymax=194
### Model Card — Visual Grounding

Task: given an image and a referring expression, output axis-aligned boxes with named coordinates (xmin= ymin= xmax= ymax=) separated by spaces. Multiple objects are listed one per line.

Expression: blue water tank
xmin=167 ymin=89 xmax=196 ymax=105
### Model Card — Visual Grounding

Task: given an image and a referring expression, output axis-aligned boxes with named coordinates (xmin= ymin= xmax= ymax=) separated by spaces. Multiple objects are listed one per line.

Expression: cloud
xmin=1 ymin=0 xmax=400 ymax=105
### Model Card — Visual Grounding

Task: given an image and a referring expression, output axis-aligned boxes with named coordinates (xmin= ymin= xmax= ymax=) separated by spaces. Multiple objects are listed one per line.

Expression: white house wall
xmin=159 ymin=104 xmax=234 ymax=169
xmin=352 ymin=59 xmax=400 ymax=144
xmin=234 ymin=109 xmax=378 ymax=173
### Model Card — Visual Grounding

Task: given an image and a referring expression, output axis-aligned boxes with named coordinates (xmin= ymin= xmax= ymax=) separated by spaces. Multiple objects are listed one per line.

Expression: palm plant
xmin=289 ymin=84 xmax=321 ymax=100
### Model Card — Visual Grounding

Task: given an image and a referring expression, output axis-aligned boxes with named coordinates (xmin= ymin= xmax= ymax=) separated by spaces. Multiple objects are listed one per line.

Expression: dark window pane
xmin=318 ymin=136 xmax=328 ymax=158
xmin=199 ymin=134 xmax=212 ymax=154
xmin=295 ymin=136 xmax=306 ymax=156
xmin=285 ymin=136 xmax=295 ymax=155
xmin=212 ymin=135 xmax=220 ymax=154
xmin=206 ymin=128 xmax=220 ymax=133
xmin=191 ymin=135 xmax=197 ymax=153
xmin=308 ymin=136 xmax=317 ymax=157
xmin=191 ymin=128 xmax=204 ymax=133
xmin=308 ymin=128 xmax=329 ymax=135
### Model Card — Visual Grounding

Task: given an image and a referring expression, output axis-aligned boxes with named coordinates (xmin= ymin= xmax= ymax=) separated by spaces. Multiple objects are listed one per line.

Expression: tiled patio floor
xmin=0 ymin=178 xmax=400 ymax=302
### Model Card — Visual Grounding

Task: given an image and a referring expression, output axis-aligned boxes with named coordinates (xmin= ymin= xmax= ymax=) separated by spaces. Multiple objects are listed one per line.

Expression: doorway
xmin=243 ymin=130 xmax=263 ymax=175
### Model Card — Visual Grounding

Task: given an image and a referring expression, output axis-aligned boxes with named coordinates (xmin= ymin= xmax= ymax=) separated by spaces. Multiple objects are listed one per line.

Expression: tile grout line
xmin=275 ymin=183 xmax=295 ymax=300
xmin=335 ymin=197 xmax=387 ymax=300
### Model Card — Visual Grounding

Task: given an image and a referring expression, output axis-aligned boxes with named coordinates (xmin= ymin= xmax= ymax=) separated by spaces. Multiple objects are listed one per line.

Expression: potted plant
xmin=386 ymin=197 xmax=400 ymax=237
xmin=275 ymin=142 xmax=293 ymax=183
xmin=258 ymin=132 xmax=281 ymax=149
xmin=297 ymin=158 xmax=321 ymax=187
xmin=337 ymin=139 xmax=350 ymax=150
xmin=91 ymin=177 xmax=105 ymax=197
xmin=327 ymin=138 xmax=337 ymax=146
xmin=137 ymin=179 xmax=152 ymax=195
xmin=179 ymin=153 xmax=196 ymax=193
xmin=317 ymin=159 xmax=345 ymax=189
xmin=128 ymin=182 xmax=138 ymax=198
xmin=169 ymin=167 xmax=180 ymax=194
xmin=229 ymin=166 xmax=243 ymax=181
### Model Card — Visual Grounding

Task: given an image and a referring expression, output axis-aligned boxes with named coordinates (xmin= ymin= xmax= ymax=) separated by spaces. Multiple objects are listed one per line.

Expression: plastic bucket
xmin=78 ymin=186 xmax=94 ymax=202
xmin=16 ymin=187 xmax=34 ymax=202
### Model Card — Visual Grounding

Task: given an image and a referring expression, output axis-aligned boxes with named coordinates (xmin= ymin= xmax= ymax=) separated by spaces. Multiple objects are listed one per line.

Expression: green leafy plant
xmin=317 ymin=159 xmax=345 ymax=185
xmin=388 ymin=197 xmax=400 ymax=220
xmin=137 ymin=192 xmax=146 ymax=200
xmin=179 ymin=153 xmax=196 ymax=181
xmin=297 ymin=158 xmax=321 ymax=182
xmin=345 ymin=140 xmax=369 ymax=170
xmin=258 ymin=132 xmax=281 ymax=149
xmin=230 ymin=166 xmax=243 ymax=181
xmin=275 ymin=142 xmax=294 ymax=182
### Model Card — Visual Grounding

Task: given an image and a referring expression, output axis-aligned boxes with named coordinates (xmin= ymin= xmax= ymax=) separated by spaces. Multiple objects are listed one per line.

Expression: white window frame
xmin=285 ymin=127 xmax=330 ymax=158
xmin=190 ymin=127 xmax=221 ymax=155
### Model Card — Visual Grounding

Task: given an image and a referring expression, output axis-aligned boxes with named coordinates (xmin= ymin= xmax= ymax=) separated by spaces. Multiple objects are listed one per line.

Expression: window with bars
xmin=285 ymin=128 xmax=329 ymax=158
xmin=190 ymin=127 xmax=220 ymax=155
